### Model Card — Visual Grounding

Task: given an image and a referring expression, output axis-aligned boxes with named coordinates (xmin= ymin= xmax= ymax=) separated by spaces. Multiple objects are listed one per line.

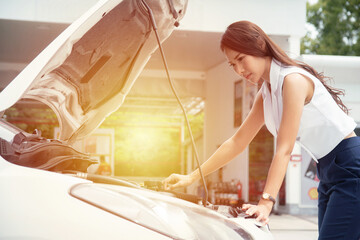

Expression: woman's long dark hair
xmin=220 ymin=21 xmax=349 ymax=114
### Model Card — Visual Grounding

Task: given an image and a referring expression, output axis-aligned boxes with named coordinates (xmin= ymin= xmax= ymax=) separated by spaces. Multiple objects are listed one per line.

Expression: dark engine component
xmin=0 ymin=130 xmax=97 ymax=172
xmin=208 ymin=205 xmax=257 ymax=219
xmin=144 ymin=180 xmax=201 ymax=204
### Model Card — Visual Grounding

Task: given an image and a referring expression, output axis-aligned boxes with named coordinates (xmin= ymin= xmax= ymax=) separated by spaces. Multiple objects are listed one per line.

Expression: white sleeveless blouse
xmin=261 ymin=59 xmax=356 ymax=162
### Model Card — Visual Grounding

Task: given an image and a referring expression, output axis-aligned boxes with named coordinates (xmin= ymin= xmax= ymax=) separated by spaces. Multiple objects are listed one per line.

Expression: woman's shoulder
xmin=279 ymin=64 xmax=307 ymax=77
xmin=279 ymin=64 xmax=322 ymax=87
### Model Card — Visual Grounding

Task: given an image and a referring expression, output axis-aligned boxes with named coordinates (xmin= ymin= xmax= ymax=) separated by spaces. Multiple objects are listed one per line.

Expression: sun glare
xmin=131 ymin=127 xmax=154 ymax=146
xmin=114 ymin=125 xmax=181 ymax=177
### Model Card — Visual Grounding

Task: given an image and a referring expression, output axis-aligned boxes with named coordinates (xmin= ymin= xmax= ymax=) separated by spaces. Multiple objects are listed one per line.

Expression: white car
xmin=0 ymin=0 xmax=273 ymax=239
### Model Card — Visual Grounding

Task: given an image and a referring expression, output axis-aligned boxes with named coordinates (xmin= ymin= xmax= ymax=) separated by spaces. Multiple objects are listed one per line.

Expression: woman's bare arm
xmin=190 ymin=89 xmax=265 ymax=181
xmin=164 ymin=89 xmax=265 ymax=190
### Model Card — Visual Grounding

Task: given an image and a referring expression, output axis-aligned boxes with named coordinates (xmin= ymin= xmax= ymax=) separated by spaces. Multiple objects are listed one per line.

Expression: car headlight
xmin=70 ymin=183 xmax=253 ymax=240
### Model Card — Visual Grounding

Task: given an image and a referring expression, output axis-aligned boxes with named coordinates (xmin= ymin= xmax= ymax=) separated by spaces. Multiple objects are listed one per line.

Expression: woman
xmin=163 ymin=21 xmax=360 ymax=239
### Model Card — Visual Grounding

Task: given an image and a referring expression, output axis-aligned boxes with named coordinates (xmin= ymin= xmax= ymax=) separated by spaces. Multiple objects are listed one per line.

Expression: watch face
xmin=262 ymin=193 xmax=270 ymax=199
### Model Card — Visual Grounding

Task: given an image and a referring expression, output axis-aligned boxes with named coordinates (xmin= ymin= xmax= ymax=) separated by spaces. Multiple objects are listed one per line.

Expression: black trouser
xmin=317 ymin=136 xmax=360 ymax=240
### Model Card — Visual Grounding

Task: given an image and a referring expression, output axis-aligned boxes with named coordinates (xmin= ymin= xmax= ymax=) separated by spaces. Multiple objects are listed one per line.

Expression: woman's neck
xmin=261 ymin=57 xmax=272 ymax=84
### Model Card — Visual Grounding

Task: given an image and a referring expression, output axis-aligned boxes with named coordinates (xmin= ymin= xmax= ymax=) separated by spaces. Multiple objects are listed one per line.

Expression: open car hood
xmin=0 ymin=0 xmax=187 ymax=143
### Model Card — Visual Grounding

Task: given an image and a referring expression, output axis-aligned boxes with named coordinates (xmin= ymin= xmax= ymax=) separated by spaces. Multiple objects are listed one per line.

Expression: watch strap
xmin=262 ymin=193 xmax=276 ymax=204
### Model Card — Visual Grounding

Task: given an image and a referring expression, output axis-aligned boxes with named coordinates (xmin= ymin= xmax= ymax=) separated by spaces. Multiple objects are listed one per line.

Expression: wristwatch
xmin=261 ymin=192 xmax=276 ymax=204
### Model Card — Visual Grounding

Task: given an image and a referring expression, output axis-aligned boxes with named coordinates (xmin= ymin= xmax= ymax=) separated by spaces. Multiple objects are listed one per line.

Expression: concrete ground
xmin=269 ymin=214 xmax=318 ymax=240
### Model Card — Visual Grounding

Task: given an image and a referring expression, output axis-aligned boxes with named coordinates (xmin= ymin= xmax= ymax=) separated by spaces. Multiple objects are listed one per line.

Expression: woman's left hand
xmin=242 ymin=202 xmax=272 ymax=225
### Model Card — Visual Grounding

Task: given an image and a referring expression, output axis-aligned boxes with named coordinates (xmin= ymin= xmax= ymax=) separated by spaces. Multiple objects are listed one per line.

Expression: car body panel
xmin=0 ymin=157 xmax=171 ymax=240
xmin=0 ymin=0 xmax=187 ymax=143
xmin=0 ymin=157 xmax=273 ymax=240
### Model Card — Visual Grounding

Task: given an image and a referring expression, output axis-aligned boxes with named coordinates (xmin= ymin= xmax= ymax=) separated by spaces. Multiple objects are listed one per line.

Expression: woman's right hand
xmin=163 ymin=173 xmax=195 ymax=190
